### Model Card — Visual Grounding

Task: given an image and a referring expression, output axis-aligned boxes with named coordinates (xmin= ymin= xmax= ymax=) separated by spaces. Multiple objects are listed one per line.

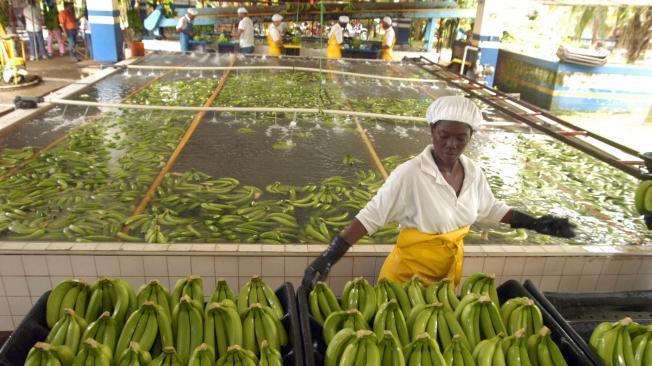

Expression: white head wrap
xmin=237 ymin=7 xmax=247 ymax=14
xmin=426 ymin=96 xmax=483 ymax=131
xmin=187 ymin=8 xmax=198 ymax=16
xmin=382 ymin=16 xmax=392 ymax=25
xmin=272 ymin=14 xmax=283 ymax=22
xmin=339 ymin=16 xmax=349 ymax=23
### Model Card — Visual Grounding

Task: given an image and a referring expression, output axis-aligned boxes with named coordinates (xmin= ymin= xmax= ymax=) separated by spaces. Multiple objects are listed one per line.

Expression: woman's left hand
xmin=510 ymin=210 xmax=576 ymax=238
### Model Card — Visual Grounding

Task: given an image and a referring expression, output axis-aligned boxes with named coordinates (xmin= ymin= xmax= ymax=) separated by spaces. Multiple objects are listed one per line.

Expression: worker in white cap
xmin=233 ymin=7 xmax=255 ymax=54
xmin=326 ymin=15 xmax=349 ymax=59
xmin=267 ymin=14 xmax=284 ymax=56
xmin=302 ymin=96 xmax=576 ymax=289
xmin=380 ymin=16 xmax=395 ymax=61
xmin=177 ymin=8 xmax=198 ymax=52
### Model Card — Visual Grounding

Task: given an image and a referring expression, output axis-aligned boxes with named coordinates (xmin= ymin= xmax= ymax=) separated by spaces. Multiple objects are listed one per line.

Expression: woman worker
xmin=302 ymin=96 xmax=576 ymax=289
xmin=379 ymin=16 xmax=395 ymax=61
xmin=267 ymin=14 xmax=283 ymax=56
xmin=326 ymin=16 xmax=349 ymax=59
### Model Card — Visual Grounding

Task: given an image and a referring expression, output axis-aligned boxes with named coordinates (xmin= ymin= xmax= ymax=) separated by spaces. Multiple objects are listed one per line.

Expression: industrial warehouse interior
xmin=0 ymin=1 xmax=651 ymax=365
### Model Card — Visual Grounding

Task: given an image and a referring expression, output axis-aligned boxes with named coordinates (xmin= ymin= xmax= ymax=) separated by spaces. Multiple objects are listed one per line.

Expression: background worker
xmin=380 ymin=16 xmax=395 ymax=61
xmin=302 ymin=96 xmax=576 ymax=290
xmin=43 ymin=1 xmax=64 ymax=57
xmin=326 ymin=16 xmax=349 ymax=59
xmin=233 ymin=7 xmax=254 ymax=54
xmin=267 ymin=14 xmax=283 ymax=56
xmin=23 ymin=0 xmax=48 ymax=60
xmin=58 ymin=2 xmax=79 ymax=61
xmin=176 ymin=8 xmax=197 ymax=52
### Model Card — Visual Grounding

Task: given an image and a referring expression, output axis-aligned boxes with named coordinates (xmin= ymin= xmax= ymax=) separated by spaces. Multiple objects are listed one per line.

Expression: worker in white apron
xmin=326 ymin=16 xmax=349 ymax=59
xmin=302 ymin=96 xmax=576 ymax=289
xmin=380 ymin=16 xmax=395 ymax=61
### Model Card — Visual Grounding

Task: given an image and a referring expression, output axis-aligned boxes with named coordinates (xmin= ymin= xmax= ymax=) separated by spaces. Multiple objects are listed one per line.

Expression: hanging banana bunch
xmin=460 ymin=273 xmax=500 ymax=309
xmin=259 ymin=340 xmax=284 ymax=366
xmin=425 ymin=278 xmax=460 ymax=311
xmin=375 ymin=278 xmax=412 ymax=316
xmin=114 ymin=301 xmax=174 ymax=358
xmin=148 ymin=346 xmax=183 ymax=366
xmin=404 ymin=275 xmax=427 ymax=308
xmin=241 ymin=303 xmax=288 ymax=355
xmin=72 ymin=338 xmax=113 ymax=366
xmin=208 ymin=278 xmax=236 ymax=304
xmin=323 ymin=309 xmax=370 ymax=344
xmin=341 ymin=277 xmax=377 ymax=322
xmin=325 ymin=328 xmax=357 ymax=366
xmin=403 ymin=333 xmax=447 ymax=366
xmin=442 ymin=334 xmax=476 ymax=366
xmin=85 ymin=278 xmax=137 ymax=327
xmin=46 ymin=308 xmax=88 ymax=355
xmin=115 ymin=341 xmax=153 ymax=366
xmin=172 ymin=295 xmax=204 ymax=364
xmin=373 ymin=299 xmax=410 ymax=347
xmin=527 ymin=326 xmax=568 ymax=366
xmin=81 ymin=311 xmax=118 ymax=354
xmin=188 ymin=343 xmax=216 ymax=366
xmin=136 ymin=280 xmax=172 ymax=319
xmin=455 ymin=294 xmax=506 ymax=350
xmin=171 ymin=276 xmax=204 ymax=311
xmin=24 ymin=342 xmax=74 ymax=366
xmin=204 ymin=299 xmax=243 ymax=359
xmin=215 ymin=345 xmax=259 ymax=366
xmin=46 ymin=279 xmax=91 ymax=329
xmin=237 ymin=276 xmax=285 ymax=320
xmin=337 ymin=330 xmax=381 ymax=366
xmin=309 ymin=281 xmax=342 ymax=325
xmin=378 ymin=330 xmax=406 ymax=366
xmin=500 ymin=297 xmax=544 ymax=338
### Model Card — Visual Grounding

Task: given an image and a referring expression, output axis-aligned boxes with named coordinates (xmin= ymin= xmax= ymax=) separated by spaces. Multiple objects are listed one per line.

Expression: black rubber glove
xmin=302 ymin=236 xmax=351 ymax=291
xmin=510 ymin=211 xmax=576 ymax=238
xmin=645 ymin=212 xmax=652 ymax=230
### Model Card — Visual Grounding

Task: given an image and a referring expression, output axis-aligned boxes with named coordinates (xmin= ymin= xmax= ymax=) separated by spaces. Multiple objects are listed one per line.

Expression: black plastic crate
xmin=524 ymin=280 xmax=652 ymax=366
xmin=0 ymin=284 xmax=302 ymax=366
xmin=0 ymin=291 xmax=50 ymax=366
xmin=298 ymin=280 xmax=596 ymax=366
xmin=342 ymin=48 xmax=381 ymax=59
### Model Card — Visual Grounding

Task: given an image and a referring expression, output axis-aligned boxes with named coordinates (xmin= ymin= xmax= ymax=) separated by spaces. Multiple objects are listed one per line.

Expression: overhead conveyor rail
xmin=407 ymin=56 xmax=648 ymax=180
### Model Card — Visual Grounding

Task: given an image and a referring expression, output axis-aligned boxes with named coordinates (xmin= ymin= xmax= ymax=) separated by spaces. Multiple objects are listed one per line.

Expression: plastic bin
xmin=298 ymin=280 xmax=596 ymax=366
xmin=0 ymin=284 xmax=303 ymax=366
xmin=0 ymin=291 xmax=50 ymax=366
xmin=524 ymin=280 xmax=652 ymax=366
xmin=342 ymin=48 xmax=380 ymax=59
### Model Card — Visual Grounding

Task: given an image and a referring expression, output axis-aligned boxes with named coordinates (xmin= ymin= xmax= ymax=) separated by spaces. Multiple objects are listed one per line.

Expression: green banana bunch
xmin=425 ymin=278 xmax=460 ymax=311
xmin=172 ymin=275 xmax=204 ymax=311
xmin=341 ymin=277 xmax=377 ymax=322
xmin=204 ymin=299 xmax=243 ymax=359
xmin=472 ymin=334 xmax=506 ymax=366
xmin=149 ymin=346 xmax=183 ymax=366
xmin=24 ymin=342 xmax=74 ymax=366
xmin=403 ymin=332 xmax=447 ymax=366
xmin=408 ymin=300 xmax=472 ymax=351
xmin=238 ymin=276 xmax=285 ymax=320
xmin=241 ymin=303 xmax=288 ymax=355
xmin=208 ymin=278 xmax=236 ymax=304
xmin=137 ymin=280 xmax=172 ymax=319
xmin=172 ymin=294 xmax=204 ymax=364
xmin=632 ymin=325 xmax=652 ymax=366
xmin=455 ymin=294 xmax=507 ymax=350
xmin=259 ymin=340 xmax=284 ymax=366
xmin=375 ymin=278 xmax=412 ymax=316
xmin=373 ymin=300 xmax=410 ymax=347
xmin=404 ymin=275 xmax=427 ymax=308
xmin=443 ymin=334 xmax=476 ymax=366
xmin=460 ymin=273 xmax=500 ymax=309
xmin=500 ymin=298 xmax=544 ymax=338
xmin=527 ymin=327 xmax=568 ymax=366
xmin=85 ymin=277 xmax=136 ymax=327
xmin=46 ymin=279 xmax=90 ymax=328
xmin=634 ymin=180 xmax=652 ymax=215
xmin=499 ymin=329 xmax=532 ymax=366
xmin=114 ymin=301 xmax=174 ymax=358
xmin=337 ymin=329 xmax=381 ymax=366
xmin=72 ymin=338 xmax=113 ymax=366
xmin=309 ymin=281 xmax=342 ymax=325
xmin=46 ymin=308 xmax=88 ymax=355
xmin=216 ymin=345 xmax=259 ymax=366
xmin=115 ymin=341 xmax=153 ymax=366
xmin=325 ymin=328 xmax=357 ymax=366
xmin=590 ymin=317 xmax=640 ymax=366
xmin=81 ymin=311 xmax=118 ymax=354
xmin=378 ymin=330 xmax=406 ymax=366
xmin=188 ymin=343 xmax=216 ymax=366
xmin=323 ymin=309 xmax=370 ymax=345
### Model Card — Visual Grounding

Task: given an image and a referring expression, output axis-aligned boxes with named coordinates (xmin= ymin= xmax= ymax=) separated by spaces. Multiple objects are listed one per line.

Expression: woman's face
xmin=431 ymin=120 xmax=472 ymax=165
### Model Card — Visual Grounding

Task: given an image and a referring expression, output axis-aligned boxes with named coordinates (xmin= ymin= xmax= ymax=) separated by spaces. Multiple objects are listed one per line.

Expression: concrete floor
xmin=0 ymin=55 xmax=83 ymax=107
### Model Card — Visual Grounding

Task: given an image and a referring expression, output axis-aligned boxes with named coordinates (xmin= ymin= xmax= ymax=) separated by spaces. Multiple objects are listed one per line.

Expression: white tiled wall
xmin=0 ymin=242 xmax=651 ymax=330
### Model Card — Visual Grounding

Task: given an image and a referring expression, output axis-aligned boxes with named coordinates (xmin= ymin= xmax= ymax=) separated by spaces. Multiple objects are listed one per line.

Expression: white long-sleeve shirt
xmin=329 ymin=23 xmax=343 ymax=45
xmin=383 ymin=26 xmax=395 ymax=48
xmin=356 ymin=145 xmax=511 ymax=235
xmin=22 ymin=5 xmax=43 ymax=32
xmin=238 ymin=16 xmax=254 ymax=48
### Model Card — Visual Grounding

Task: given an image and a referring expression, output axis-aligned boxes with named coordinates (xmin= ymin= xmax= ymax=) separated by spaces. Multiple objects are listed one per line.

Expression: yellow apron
xmin=378 ymin=226 xmax=470 ymax=286
xmin=267 ymin=28 xmax=282 ymax=56
xmin=380 ymin=31 xmax=395 ymax=61
xmin=326 ymin=30 xmax=342 ymax=58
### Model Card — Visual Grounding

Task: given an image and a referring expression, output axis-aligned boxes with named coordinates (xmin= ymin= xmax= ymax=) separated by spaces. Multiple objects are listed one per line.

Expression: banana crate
xmin=0 ymin=281 xmax=303 ymax=366
xmin=297 ymin=280 xmax=597 ymax=366
xmin=524 ymin=280 xmax=652 ymax=366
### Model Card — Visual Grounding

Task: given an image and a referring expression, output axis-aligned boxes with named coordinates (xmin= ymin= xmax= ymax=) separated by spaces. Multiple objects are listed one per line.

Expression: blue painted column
xmin=88 ymin=0 xmax=123 ymax=62
xmin=424 ymin=17 xmax=436 ymax=52
xmin=471 ymin=0 xmax=502 ymax=86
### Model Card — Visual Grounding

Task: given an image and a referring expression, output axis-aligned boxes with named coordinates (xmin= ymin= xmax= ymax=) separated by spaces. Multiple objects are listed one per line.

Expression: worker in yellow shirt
xmin=380 ymin=16 xmax=395 ymax=61
xmin=326 ymin=16 xmax=349 ymax=59
xmin=267 ymin=14 xmax=283 ymax=56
